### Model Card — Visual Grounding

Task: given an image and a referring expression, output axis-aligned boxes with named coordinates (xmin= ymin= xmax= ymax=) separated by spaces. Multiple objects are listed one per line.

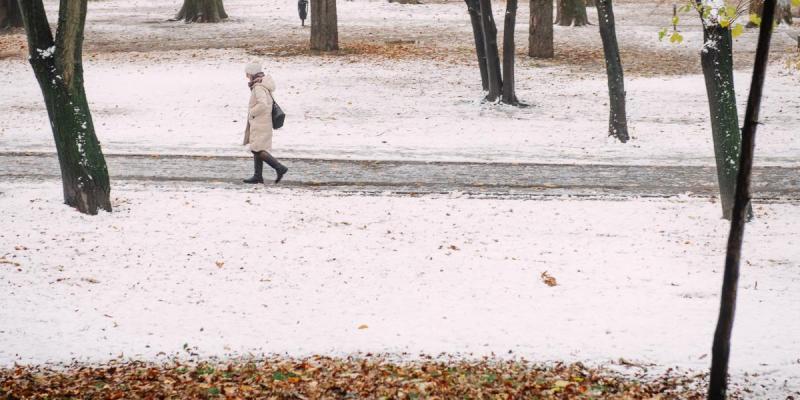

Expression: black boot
xmin=259 ymin=151 xmax=289 ymax=184
xmin=243 ymin=152 xmax=264 ymax=184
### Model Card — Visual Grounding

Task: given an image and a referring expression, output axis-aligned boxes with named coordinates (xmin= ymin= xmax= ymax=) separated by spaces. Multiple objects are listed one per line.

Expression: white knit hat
xmin=245 ymin=62 xmax=262 ymax=75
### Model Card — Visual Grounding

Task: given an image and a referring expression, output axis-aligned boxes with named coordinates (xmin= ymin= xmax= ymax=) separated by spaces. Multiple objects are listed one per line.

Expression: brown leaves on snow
xmin=541 ymin=271 xmax=558 ymax=287
xmin=0 ymin=357 xmax=713 ymax=399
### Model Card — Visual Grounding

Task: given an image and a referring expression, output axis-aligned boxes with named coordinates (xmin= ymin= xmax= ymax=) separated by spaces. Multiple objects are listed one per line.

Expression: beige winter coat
xmin=242 ymin=75 xmax=275 ymax=152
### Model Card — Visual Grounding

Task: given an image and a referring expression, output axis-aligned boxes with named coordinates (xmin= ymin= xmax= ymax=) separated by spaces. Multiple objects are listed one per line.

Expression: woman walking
xmin=243 ymin=62 xmax=288 ymax=184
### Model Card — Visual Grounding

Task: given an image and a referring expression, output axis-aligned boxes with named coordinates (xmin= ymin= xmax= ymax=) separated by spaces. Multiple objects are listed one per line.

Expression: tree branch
xmin=55 ymin=0 xmax=88 ymax=88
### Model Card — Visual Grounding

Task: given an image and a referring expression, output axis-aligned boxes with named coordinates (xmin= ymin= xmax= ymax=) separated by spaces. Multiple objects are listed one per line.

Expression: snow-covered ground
xmin=1 ymin=181 xmax=799 ymax=395
xmin=2 ymin=53 xmax=799 ymax=166
xmin=1 ymin=0 xmax=799 ymax=165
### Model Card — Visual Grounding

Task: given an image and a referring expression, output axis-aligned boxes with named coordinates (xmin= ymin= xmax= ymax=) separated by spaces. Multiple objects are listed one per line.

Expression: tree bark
xmin=465 ymin=0 xmax=489 ymax=90
xmin=556 ymin=0 xmax=588 ymax=26
xmin=747 ymin=0 xmax=791 ymax=27
xmin=708 ymin=1 xmax=776 ymax=398
xmin=596 ymin=0 xmax=628 ymax=142
xmin=18 ymin=0 xmax=112 ymax=215
xmin=700 ymin=24 xmax=745 ymax=220
xmin=478 ymin=0 xmax=502 ymax=101
xmin=310 ymin=0 xmax=338 ymax=51
xmin=1 ymin=0 xmax=23 ymax=29
xmin=502 ymin=0 xmax=518 ymax=104
xmin=529 ymin=0 xmax=553 ymax=58
xmin=174 ymin=0 xmax=228 ymax=23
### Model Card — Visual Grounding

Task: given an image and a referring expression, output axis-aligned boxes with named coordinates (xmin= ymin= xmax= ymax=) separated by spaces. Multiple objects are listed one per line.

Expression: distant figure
xmin=242 ymin=62 xmax=288 ymax=184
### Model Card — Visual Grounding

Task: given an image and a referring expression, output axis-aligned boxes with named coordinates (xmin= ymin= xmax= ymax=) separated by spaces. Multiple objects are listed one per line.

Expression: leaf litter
xmin=0 ymin=356 xmax=730 ymax=399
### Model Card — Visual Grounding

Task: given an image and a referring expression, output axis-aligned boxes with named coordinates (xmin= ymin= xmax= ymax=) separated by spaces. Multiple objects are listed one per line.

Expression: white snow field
xmin=1 ymin=0 xmax=799 ymax=165
xmin=1 ymin=182 xmax=799 ymax=396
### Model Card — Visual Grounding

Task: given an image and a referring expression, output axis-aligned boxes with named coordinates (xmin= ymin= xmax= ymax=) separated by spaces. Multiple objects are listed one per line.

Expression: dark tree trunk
xmin=465 ymin=0 xmax=489 ymax=90
xmin=18 ymin=0 xmax=112 ymax=215
xmin=174 ymin=0 xmax=228 ymax=23
xmin=556 ymin=0 xmax=588 ymax=26
xmin=529 ymin=0 xmax=554 ymax=58
xmin=747 ymin=0 xmax=791 ymax=27
xmin=596 ymin=0 xmax=628 ymax=142
xmin=478 ymin=0 xmax=502 ymax=101
xmin=310 ymin=0 xmax=338 ymax=51
xmin=1 ymin=0 xmax=23 ymax=29
xmin=502 ymin=0 xmax=518 ymax=104
xmin=708 ymin=0 xmax=776 ymax=398
xmin=700 ymin=24 xmax=745 ymax=220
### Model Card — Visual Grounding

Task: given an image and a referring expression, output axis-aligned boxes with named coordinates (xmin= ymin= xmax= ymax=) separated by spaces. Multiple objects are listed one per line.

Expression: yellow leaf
xmin=358 ymin=324 xmax=369 ymax=330
xmin=731 ymin=24 xmax=744 ymax=38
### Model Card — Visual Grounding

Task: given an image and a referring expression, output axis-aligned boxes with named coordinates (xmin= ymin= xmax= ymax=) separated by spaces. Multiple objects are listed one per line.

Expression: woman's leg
xmin=256 ymin=151 xmax=288 ymax=184
xmin=243 ymin=151 xmax=264 ymax=184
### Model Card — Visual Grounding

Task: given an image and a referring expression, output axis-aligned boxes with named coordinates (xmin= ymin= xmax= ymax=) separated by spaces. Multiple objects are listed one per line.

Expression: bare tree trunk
xmin=502 ymin=0 xmax=518 ymax=104
xmin=529 ymin=0 xmax=554 ymax=58
xmin=18 ymin=0 xmax=112 ymax=215
xmin=596 ymin=0 xmax=628 ymax=142
xmin=708 ymin=1 xmax=776 ymax=398
xmin=174 ymin=0 xmax=228 ymax=23
xmin=1 ymin=0 xmax=23 ymax=29
xmin=478 ymin=0 xmax=502 ymax=101
xmin=465 ymin=0 xmax=489 ymax=90
xmin=556 ymin=0 xmax=588 ymax=26
xmin=310 ymin=0 xmax=338 ymax=51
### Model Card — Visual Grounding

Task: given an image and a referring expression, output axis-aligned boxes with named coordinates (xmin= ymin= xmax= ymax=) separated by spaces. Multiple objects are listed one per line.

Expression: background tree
xmin=746 ymin=0 xmax=792 ymax=26
xmin=556 ymin=0 xmax=589 ymax=26
xmin=174 ymin=0 xmax=228 ymax=23
xmin=465 ymin=0 xmax=489 ymax=89
xmin=502 ymin=0 xmax=519 ymax=104
xmin=528 ymin=0 xmax=554 ymax=58
xmin=478 ymin=0 xmax=503 ymax=101
xmin=18 ymin=0 xmax=112 ymax=214
xmin=0 ymin=0 xmax=23 ymax=29
xmin=311 ymin=0 xmax=338 ymax=51
xmin=465 ymin=0 xmax=522 ymax=104
xmin=708 ymin=0 xmax=776 ymax=397
xmin=596 ymin=0 xmax=629 ymax=142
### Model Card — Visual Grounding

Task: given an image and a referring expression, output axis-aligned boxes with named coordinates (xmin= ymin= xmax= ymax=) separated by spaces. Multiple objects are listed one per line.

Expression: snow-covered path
xmin=1 ymin=181 xmax=798 ymax=395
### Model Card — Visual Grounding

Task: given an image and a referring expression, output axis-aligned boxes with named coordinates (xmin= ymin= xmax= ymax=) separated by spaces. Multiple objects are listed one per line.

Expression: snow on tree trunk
xmin=465 ymin=0 xmax=489 ymax=90
xmin=700 ymin=24 xmax=747 ymax=220
xmin=596 ymin=0 xmax=628 ymax=142
xmin=174 ymin=0 xmax=228 ymax=23
xmin=528 ymin=0 xmax=554 ymax=58
xmin=1 ymin=0 xmax=23 ymax=29
xmin=502 ymin=0 xmax=519 ymax=104
xmin=708 ymin=0 xmax=776 ymax=397
xmin=556 ymin=0 xmax=588 ymax=26
xmin=19 ymin=0 xmax=112 ymax=215
xmin=310 ymin=0 xmax=338 ymax=51
xmin=478 ymin=0 xmax=503 ymax=101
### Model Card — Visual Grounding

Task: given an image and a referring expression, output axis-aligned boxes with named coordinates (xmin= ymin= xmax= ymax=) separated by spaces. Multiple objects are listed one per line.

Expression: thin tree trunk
xmin=708 ymin=0 xmax=776 ymax=398
xmin=310 ymin=0 xmax=338 ymax=51
xmin=465 ymin=0 xmax=489 ymax=90
xmin=502 ymin=0 xmax=518 ymax=104
xmin=18 ymin=0 xmax=112 ymax=215
xmin=700 ymin=24 xmax=744 ymax=220
xmin=529 ymin=0 xmax=554 ymax=58
xmin=1 ymin=0 xmax=23 ymax=29
xmin=596 ymin=0 xmax=628 ymax=142
xmin=174 ymin=0 xmax=228 ymax=23
xmin=557 ymin=0 xmax=588 ymax=26
xmin=478 ymin=0 xmax=502 ymax=101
